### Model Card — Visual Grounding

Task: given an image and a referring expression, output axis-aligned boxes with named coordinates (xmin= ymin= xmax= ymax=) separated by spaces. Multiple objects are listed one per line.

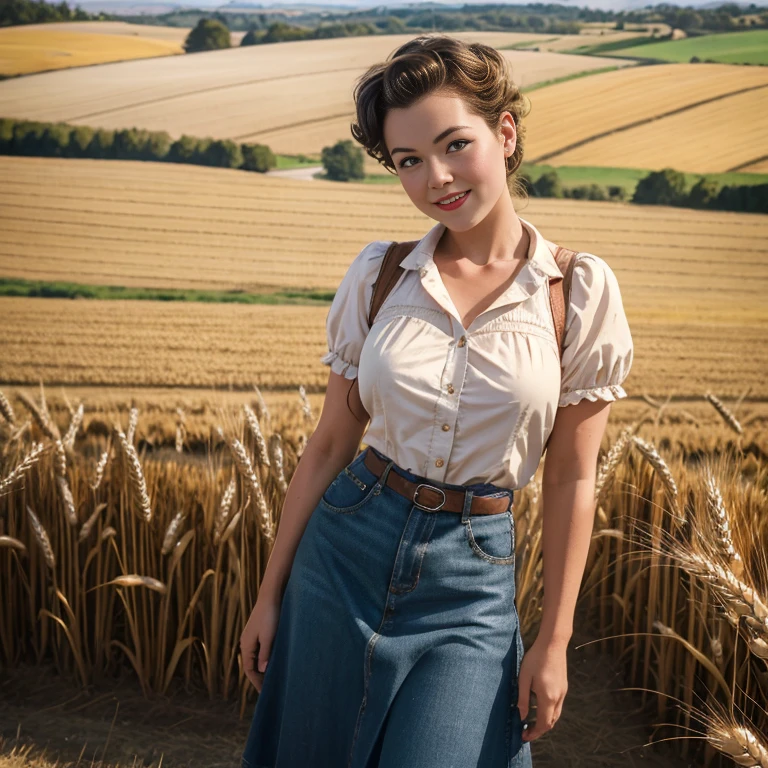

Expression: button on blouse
xmin=320 ymin=216 xmax=633 ymax=490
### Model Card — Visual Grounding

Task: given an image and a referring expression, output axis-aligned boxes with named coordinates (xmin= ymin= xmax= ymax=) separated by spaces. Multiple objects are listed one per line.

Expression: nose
xmin=427 ymin=156 xmax=454 ymax=190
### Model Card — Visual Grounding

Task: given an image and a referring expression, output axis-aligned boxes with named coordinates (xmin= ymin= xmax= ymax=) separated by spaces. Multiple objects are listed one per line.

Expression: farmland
xmin=0 ymin=32 xmax=636 ymax=154
xmin=1 ymin=156 xmax=767 ymax=398
xmin=599 ymin=29 xmax=768 ymax=66
xmin=0 ymin=26 xmax=184 ymax=77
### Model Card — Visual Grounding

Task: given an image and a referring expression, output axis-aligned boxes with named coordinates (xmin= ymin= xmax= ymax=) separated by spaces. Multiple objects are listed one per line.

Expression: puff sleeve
xmin=558 ymin=253 xmax=634 ymax=408
xmin=320 ymin=240 xmax=389 ymax=380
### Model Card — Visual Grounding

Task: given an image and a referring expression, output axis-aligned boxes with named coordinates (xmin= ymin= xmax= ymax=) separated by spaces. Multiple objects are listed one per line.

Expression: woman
xmin=240 ymin=34 xmax=633 ymax=768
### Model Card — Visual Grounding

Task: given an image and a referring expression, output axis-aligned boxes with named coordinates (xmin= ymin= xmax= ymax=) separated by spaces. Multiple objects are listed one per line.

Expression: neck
xmin=437 ymin=195 xmax=528 ymax=267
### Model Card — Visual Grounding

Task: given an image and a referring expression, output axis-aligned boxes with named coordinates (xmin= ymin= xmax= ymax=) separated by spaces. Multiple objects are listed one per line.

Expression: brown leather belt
xmin=363 ymin=449 xmax=511 ymax=516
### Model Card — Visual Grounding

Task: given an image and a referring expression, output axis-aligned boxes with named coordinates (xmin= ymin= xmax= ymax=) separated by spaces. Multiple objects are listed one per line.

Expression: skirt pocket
xmin=319 ymin=449 xmax=381 ymax=515
xmin=465 ymin=509 xmax=516 ymax=565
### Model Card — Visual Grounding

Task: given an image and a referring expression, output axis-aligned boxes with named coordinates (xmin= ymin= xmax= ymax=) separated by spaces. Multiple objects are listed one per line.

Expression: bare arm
xmin=538 ymin=397 xmax=612 ymax=646
xmin=517 ymin=397 xmax=613 ymax=740
xmin=259 ymin=371 xmax=370 ymax=603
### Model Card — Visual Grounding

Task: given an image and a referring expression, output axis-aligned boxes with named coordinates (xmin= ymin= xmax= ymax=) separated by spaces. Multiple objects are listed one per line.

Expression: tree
xmin=204 ymin=139 xmax=243 ymax=168
xmin=532 ymin=170 xmax=562 ymax=198
xmin=688 ymin=177 xmax=719 ymax=208
xmin=241 ymin=143 xmax=275 ymax=172
xmin=168 ymin=134 xmax=203 ymax=164
xmin=632 ymin=168 xmax=688 ymax=206
xmin=321 ymin=139 xmax=364 ymax=181
xmin=183 ymin=18 xmax=231 ymax=53
xmin=241 ymin=28 xmax=261 ymax=46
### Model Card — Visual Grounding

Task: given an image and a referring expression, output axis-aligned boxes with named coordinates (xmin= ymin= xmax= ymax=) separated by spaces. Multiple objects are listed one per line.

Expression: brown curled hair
xmin=350 ymin=34 xmax=532 ymax=201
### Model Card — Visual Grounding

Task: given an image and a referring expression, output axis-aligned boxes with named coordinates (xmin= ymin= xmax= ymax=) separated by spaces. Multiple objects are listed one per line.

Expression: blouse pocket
xmin=465 ymin=510 xmax=516 ymax=565
xmin=320 ymin=451 xmax=381 ymax=515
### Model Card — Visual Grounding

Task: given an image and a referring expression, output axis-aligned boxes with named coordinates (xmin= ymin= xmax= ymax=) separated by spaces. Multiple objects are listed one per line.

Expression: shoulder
xmin=568 ymin=251 xmax=625 ymax=303
xmin=346 ymin=239 xmax=392 ymax=276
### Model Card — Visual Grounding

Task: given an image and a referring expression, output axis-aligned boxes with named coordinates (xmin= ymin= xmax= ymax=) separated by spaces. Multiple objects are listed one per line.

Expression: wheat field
xmin=1 ymin=156 xmax=767 ymax=397
xmin=0 ymin=32 xmax=635 ymax=150
xmin=523 ymin=63 xmax=768 ymax=171
xmin=547 ymin=87 xmax=768 ymax=173
xmin=0 ymin=27 xmax=184 ymax=76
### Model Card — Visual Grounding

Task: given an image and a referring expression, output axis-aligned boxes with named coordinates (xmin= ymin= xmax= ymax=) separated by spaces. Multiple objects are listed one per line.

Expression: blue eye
xmin=398 ymin=139 xmax=471 ymax=169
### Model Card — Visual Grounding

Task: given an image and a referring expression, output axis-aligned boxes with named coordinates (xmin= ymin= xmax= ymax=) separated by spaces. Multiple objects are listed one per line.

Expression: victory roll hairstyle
xmin=350 ymin=34 xmax=532 ymax=200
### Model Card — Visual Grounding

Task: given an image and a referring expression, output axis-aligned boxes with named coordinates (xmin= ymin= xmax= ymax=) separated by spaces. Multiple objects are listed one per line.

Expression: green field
xmin=600 ymin=30 xmax=768 ymax=65
xmin=365 ymin=163 xmax=768 ymax=196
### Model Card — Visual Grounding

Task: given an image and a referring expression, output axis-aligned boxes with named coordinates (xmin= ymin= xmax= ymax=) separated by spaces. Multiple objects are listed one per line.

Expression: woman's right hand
xmin=240 ymin=589 xmax=283 ymax=692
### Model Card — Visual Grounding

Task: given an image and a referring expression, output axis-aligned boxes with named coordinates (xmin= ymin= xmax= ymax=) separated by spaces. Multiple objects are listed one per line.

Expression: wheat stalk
xmin=595 ymin=424 xmax=634 ymax=504
xmin=78 ymin=502 xmax=107 ymax=543
xmin=298 ymin=384 xmax=313 ymax=422
xmin=0 ymin=441 xmax=48 ymax=496
xmin=91 ymin=448 xmax=110 ymax=491
xmin=631 ymin=436 xmax=683 ymax=523
xmin=161 ymin=510 xmax=187 ymax=555
xmin=26 ymin=505 xmax=55 ymax=571
xmin=214 ymin=475 xmax=237 ymax=546
xmin=113 ymin=426 xmax=152 ymax=523
xmin=243 ymin=404 xmax=270 ymax=467
xmin=0 ymin=535 xmax=27 ymax=555
xmin=252 ymin=385 xmax=270 ymax=425
xmin=103 ymin=575 xmax=167 ymax=594
xmin=0 ymin=389 xmax=16 ymax=425
xmin=705 ymin=392 xmax=743 ymax=435
xmin=126 ymin=404 xmax=139 ymax=446
xmin=18 ymin=391 xmax=60 ymax=441
xmin=268 ymin=432 xmax=288 ymax=495
xmin=707 ymin=723 xmax=768 ymax=767
xmin=705 ymin=469 xmax=743 ymax=578
xmin=62 ymin=403 xmax=83 ymax=451
xmin=216 ymin=427 xmax=274 ymax=543
xmin=55 ymin=473 xmax=78 ymax=527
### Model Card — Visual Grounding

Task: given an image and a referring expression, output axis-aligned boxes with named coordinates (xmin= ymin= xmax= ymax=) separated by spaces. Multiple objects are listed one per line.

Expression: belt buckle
xmin=413 ymin=483 xmax=446 ymax=512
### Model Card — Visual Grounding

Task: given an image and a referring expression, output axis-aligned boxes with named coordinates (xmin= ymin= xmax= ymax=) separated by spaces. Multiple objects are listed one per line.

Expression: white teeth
xmin=438 ymin=191 xmax=467 ymax=205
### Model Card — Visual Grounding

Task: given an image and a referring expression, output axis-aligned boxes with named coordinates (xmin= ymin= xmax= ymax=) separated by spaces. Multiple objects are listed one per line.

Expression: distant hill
xmin=77 ymin=0 xmax=765 ymax=14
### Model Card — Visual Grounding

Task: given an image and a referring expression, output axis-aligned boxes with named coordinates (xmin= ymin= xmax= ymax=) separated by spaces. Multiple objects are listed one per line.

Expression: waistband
xmin=365 ymin=445 xmax=513 ymax=516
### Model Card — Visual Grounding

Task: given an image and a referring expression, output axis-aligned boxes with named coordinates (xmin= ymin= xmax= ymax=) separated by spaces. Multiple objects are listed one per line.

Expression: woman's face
xmin=382 ymin=89 xmax=516 ymax=230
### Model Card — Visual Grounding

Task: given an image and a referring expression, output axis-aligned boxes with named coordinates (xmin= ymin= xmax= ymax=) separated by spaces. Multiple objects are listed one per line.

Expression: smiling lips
xmin=434 ymin=190 xmax=471 ymax=210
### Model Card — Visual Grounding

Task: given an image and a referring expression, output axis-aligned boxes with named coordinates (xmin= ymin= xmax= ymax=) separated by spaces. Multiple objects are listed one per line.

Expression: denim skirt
xmin=241 ymin=445 xmax=532 ymax=768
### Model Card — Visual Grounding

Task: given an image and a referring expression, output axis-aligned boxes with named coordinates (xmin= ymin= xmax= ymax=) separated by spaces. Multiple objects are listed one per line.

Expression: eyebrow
xmin=390 ymin=125 xmax=473 ymax=156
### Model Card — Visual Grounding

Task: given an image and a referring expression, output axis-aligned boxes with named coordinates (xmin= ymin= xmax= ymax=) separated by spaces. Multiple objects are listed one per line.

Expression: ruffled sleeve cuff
xmin=320 ymin=350 xmax=359 ymax=380
xmin=558 ymin=384 xmax=627 ymax=408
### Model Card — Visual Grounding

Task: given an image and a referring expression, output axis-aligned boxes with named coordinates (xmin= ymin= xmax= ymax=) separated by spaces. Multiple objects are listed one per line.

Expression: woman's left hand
xmin=516 ymin=635 xmax=569 ymax=742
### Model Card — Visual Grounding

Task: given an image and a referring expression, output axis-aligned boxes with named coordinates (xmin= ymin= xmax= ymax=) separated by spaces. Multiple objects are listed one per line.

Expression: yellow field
xmin=0 ymin=27 xmax=183 ymax=76
xmin=524 ymin=63 xmax=768 ymax=172
xmin=23 ymin=20 xmax=246 ymax=45
xmin=546 ymin=86 xmax=768 ymax=174
xmin=0 ymin=32 xmax=634 ymax=152
xmin=738 ymin=157 xmax=768 ymax=173
xmin=1 ymin=156 xmax=766 ymax=398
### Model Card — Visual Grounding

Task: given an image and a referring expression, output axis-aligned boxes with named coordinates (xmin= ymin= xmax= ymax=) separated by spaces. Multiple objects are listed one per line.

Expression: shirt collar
xmin=397 ymin=215 xmax=564 ymax=280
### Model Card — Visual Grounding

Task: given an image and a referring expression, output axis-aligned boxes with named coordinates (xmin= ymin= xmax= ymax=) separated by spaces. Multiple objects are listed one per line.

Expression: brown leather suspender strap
xmin=366 ymin=240 xmax=415 ymax=329
xmin=548 ymin=245 xmax=579 ymax=357
xmin=368 ymin=240 xmax=579 ymax=360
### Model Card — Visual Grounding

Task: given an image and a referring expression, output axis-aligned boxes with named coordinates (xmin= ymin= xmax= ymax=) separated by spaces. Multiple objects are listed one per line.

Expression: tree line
xmin=3 ymin=0 xmax=763 ymax=44
xmin=0 ymin=118 xmax=276 ymax=172
xmin=527 ymin=167 xmax=767 ymax=214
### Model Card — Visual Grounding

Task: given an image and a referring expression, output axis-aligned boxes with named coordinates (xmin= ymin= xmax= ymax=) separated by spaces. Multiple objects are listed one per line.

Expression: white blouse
xmin=320 ymin=215 xmax=633 ymax=490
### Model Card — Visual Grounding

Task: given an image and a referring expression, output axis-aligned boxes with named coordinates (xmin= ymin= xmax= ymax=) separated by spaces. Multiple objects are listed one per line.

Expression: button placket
xmin=430 ymin=329 xmax=469 ymax=482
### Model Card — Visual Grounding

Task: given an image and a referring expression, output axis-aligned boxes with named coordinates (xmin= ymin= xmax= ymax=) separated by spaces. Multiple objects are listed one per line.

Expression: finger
xmin=524 ymin=703 xmax=555 ymax=741
xmin=516 ymin=674 xmax=531 ymax=721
